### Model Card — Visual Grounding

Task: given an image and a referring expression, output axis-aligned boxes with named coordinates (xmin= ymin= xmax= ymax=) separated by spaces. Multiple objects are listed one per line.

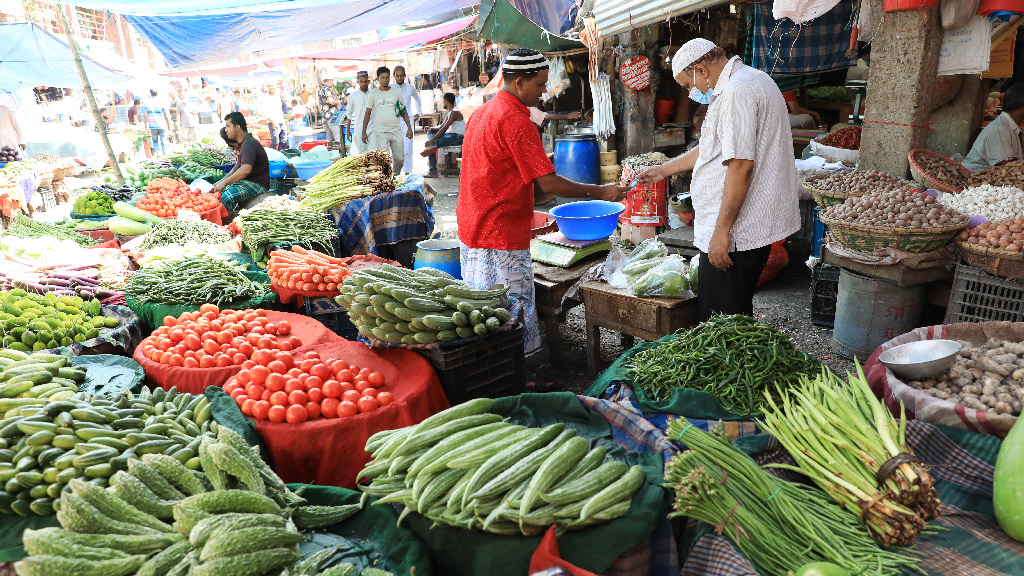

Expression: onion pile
xmin=807 ymin=169 xmax=916 ymax=196
xmin=914 ymin=152 xmax=968 ymax=189
xmin=960 ymin=219 xmax=1024 ymax=252
xmin=939 ymin=184 xmax=1024 ymax=222
xmin=824 ymin=188 xmax=967 ymax=228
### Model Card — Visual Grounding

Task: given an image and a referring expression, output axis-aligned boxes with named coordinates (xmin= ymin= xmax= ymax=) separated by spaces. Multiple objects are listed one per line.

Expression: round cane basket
xmin=908 ymin=149 xmax=969 ymax=194
xmin=818 ymin=211 xmax=967 ymax=253
xmin=802 ymin=179 xmax=865 ymax=208
xmin=51 ymin=165 xmax=74 ymax=181
xmin=957 ymin=240 xmax=1024 ymax=282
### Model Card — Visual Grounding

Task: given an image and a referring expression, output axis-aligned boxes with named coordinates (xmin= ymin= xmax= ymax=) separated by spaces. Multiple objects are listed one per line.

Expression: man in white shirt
xmin=964 ymin=84 xmax=1024 ymax=171
xmin=174 ymin=90 xmax=198 ymax=144
xmin=346 ymin=71 xmax=372 ymax=155
xmin=391 ymin=65 xmax=421 ymax=174
xmin=637 ymin=38 xmax=800 ymax=321
xmin=362 ymin=67 xmax=414 ymax=175
xmin=0 ymin=105 xmax=25 ymax=152
xmin=261 ymin=85 xmax=286 ymax=150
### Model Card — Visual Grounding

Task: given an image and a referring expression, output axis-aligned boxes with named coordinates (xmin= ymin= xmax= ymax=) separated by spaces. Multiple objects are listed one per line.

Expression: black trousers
xmin=697 ymin=245 xmax=771 ymax=322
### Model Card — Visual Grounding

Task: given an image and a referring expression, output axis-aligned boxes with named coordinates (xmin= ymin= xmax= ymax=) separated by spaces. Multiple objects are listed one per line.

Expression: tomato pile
xmin=225 ymin=350 xmax=394 ymax=423
xmin=138 ymin=305 xmax=299 ymax=368
xmin=136 ymin=177 xmax=221 ymax=218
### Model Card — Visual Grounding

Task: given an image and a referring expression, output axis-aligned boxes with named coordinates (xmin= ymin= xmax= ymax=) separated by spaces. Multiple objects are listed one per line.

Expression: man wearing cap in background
xmin=346 ymin=72 xmax=372 ymax=155
xmin=457 ymin=48 xmax=629 ymax=383
xmin=392 ymin=65 xmax=421 ymax=174
xmin=318 ymin=77 xmax=342 ymax=146
xmin=636 ymin=38 xmax=799 ymax=322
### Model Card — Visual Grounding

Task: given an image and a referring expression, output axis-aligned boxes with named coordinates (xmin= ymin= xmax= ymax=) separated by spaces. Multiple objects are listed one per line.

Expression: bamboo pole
xmin=56 ymin=3 xmax=125 ymax=187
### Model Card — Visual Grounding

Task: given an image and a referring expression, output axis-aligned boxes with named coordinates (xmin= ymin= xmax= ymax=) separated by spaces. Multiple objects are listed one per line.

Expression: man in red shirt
xmin=457 ymin=48 xmax=628 ymax=373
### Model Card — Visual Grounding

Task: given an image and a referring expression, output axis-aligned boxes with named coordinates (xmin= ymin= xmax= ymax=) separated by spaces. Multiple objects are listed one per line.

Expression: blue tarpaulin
xmin=0 ymin=23 xmax=132 ymax=91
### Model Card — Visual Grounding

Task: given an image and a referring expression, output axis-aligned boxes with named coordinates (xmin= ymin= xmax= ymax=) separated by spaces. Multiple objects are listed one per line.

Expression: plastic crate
xmin=415 ymin=323 xmax=526 ymax=405
xmin=303 ymin=296 xmax=358 ymax=340
xmin=783 ymin=200 xmax=816 ymax=276
xmin=36 ymin=187 xmax=57 ymax=212
xmin=811 ymin=263 xmax=840 ymax=327
xmin=945 ymin=262 xmax=1024 ymax=324
xmin=269 ymin=234 xmax=343 ymax=258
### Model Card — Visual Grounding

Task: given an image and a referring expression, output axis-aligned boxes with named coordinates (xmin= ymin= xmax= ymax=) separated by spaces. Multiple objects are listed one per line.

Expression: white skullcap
xmin=672 ymin=38 xmax=718 ymax=78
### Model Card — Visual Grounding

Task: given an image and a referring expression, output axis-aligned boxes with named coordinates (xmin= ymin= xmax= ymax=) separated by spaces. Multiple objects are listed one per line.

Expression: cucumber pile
xmin=336 ymin=264 xmax=512 ymax=345
xmin=357 ymin=399 xmax=645 ymax=535
xmin=17 ymin=425 xmax=370 ymax=576
xmin=0 ymin=350 xmax=86 ymax=404
xmin=0 ymin=290 xmax=118 ymax=352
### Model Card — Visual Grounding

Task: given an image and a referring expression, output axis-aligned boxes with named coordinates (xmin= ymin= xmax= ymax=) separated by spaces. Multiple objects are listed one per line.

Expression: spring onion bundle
xmin=237 ymin=208 xmax=338 ymax=258
xmin=299 ymin=150 xmax=396 ymax=212
xmin=124 ymin=256 xmax=268 ymax=305
xmin=626 ymin=315 xmax=820 ymax=416
xmin=137 ymin=218 xmax=232 ymax=252
xmin=759 ymin=365 xmax=939 ymax=547
xmin=664 ymin=422 xmax=923 ymax=576
xmin=3 ymin=214 xmax=100 ymax=247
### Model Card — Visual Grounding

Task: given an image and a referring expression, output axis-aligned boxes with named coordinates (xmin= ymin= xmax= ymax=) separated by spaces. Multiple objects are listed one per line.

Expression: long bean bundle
xmin=137 ymin=218 xmax=232 ymax=251
xmin=299 ymin=150 xmax=395 ymax=212
xmin=3 ymin=214 xmax=100 ymax=247
xmin=626 ymin=314 xmax=819 ymax=416
xmin=124 ymin=256 xmax=268 ymax=305
xmin=665 ymin=421 xmax=923 ymax=576
xmin=237 ymin=208 xmax=338 ymax=257
xmin=759 ymin=365 xmax=939 ymax=547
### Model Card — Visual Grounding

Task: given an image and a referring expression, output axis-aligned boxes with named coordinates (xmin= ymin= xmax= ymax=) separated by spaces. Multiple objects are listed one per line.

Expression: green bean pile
xmin=137 ymin=219 xmax=232 ymax=252
xmin=626 ymin=314 xmax=820 ymax=416
xmin=238 ymin=209 xmax=337 ymax=258
xmin=3 ymin=214 xmax=100 ymax=247
xmin=124 ymin=256 xmax=269 ymax=305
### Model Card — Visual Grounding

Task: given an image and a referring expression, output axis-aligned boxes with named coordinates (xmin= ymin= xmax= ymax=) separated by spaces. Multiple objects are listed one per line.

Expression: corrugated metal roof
xmin=593 ymin=0 xmax=729 ymax=37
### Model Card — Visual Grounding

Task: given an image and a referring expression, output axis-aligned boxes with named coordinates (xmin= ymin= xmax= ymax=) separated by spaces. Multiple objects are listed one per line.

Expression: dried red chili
xmin=819 ymin=126 xmax=862 ymax=150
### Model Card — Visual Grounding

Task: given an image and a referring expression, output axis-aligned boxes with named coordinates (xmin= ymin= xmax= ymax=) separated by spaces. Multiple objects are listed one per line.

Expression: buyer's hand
xmin=635 ymin=165 xmax=668 ymax=186
xmin=708 ymin=230 xmax=733 ymax=271
xmin=597 ymin=184 xmax=631 ymax=202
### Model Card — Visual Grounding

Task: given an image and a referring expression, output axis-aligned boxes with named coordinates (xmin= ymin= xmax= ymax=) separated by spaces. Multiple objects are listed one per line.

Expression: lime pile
xmin=0 ymin=290 xmax=119 ymax=351
xmin=72 ymin=191 xmax=115 ymax=215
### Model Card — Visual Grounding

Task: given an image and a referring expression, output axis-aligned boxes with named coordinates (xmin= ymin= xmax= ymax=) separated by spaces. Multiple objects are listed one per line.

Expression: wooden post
xmin=56 ymin=3 xmax=125 ymax=187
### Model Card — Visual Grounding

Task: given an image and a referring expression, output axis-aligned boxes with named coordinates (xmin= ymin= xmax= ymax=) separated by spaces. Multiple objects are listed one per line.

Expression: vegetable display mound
xmin=818 ymin=126 xmax=861 ymax=150
xmin=905 ymin=339 xmax=1024 ymax=415
xmin=960 ymin=219 xmax=1024 ymax=253
xmin=358 ymin=398 xmax=644 ymax=535
xmin=625 ymin=315 xmax=819 ymax=416
xmin=807 ymin=170 xmax=914 ymax=196
xmin=3 ymin=214 xmax=100 ymax=247
xmin=0 ymin=349 xmax=85 ymax=403
xmin=966 ymin=158 xmax=1024 ymax=189
xmin=298 ymin=149 xmax=396 ymax=213
xmin=15 ymin=421 xmax=365 ymax=576
xmin=940 ymin=184 xmax=1024 ymax=222
xmin=620 ymin=152 xmax=670 ymax=173
xmin=824 ymin=188 xmax=967 ymax=229
xmin=0 ymin=290 xmax=117 ymax=351
xmin=226 ymin=349 xmax=392 ymax=423
xmin=760 ymin=366 xmax=939 ymax=547
xmin=72 ymin=190 xmax=114 ymax=215
xmin=0 ymin=260 xmax=120 ymax=302
xmin=238 ymin=209 xmax=339 ymax=260
xmin=912 ymin=151 xmax=968 ymax=189
xmin=268 ymin=246 xmax=350 ymax=293
xmin=137 ymin=219 xmax=233 ymax=252
xmin=137 ymin=305 xmax=300 ymax=369
xmin=168 ymin=144 xmax=234 ymax=167
xmin=124 ymin=257 xmax=269 ymax=306
xmin=665 ymin=422 xmax=922 ymax=576
xmin=136 ymin=178 xmax=220 ymax=219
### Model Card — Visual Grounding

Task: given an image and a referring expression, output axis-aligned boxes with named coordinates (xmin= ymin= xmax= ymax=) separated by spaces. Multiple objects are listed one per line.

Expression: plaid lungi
xmin=221 ymin=180 xmax=267 ymax=216
xmin=460 ymin=245 xmax=541 ymax=355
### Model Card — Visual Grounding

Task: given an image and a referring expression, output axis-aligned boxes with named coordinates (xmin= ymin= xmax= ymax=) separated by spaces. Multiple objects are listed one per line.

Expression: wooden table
xmin=533 ymin=260 xmax=595 ymax=368
xmin=658 ymin=227 xmax=700 ymax=259
xmin=581 ymin=281 xmax=698 ymax=375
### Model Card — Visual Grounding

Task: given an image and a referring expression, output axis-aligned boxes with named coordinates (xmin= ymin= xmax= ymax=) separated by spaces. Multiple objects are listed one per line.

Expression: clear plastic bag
xmin=628 ymin=254 xmax=694 ymax=298
xmin=604 ymin=238 xmax=668 ymax=289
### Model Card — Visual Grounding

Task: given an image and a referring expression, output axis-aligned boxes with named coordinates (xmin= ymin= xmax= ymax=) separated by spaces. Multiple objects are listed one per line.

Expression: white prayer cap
xmin=672 ymin=38 xmax=718 ymax=78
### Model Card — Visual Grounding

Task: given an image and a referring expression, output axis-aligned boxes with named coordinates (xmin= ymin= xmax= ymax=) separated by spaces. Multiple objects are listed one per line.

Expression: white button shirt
xmin=963 ymin=112 xmax=1024 ymax=171
xmin=690 ymin=57 xmax=801 ymax=253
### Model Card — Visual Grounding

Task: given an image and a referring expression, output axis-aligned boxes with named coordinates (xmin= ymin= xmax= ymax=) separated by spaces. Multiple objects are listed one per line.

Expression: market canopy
xmin=0 ymin=22 xmax=133 ymax=92
xmin=163 ymin=63 xmax=259 ymax=78
xmin=479 ymin=0 xmax=584 ymax=53
xmin=298 ymin=15 xmax=478 ymax=60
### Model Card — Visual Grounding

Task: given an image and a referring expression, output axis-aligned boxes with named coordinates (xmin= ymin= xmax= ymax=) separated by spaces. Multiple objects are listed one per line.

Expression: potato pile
xmin=908 ymin=339 xmax=1024 ymax=415
xmin=823 ymin=188 xmax=967 ymax=228
xmin=966 ymin=159 xmax=1024 ymax=189
xmin=807 ymin=169 xmax=916 ymax=196
xmin=960 ymin=219 xmax=1024 ymax=252
xmin=939 ymin=184 xmax=1024 ymax=222
xmin=914 ymin=152 xmax=968 ymax=189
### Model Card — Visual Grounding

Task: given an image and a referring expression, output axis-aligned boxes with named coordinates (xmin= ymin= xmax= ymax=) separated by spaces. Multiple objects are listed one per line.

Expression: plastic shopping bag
xmin=628 ymin=254 xmax=694 ymax=298
xmin=603 ymin=237 xmax=668 ymax=289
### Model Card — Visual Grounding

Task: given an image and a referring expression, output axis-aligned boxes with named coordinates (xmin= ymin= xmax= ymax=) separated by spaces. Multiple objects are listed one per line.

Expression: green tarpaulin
xmin=479 ymin=0 xmax=584 ymax=53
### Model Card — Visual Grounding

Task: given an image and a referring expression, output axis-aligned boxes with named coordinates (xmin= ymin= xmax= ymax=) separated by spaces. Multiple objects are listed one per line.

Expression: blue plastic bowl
xmin=268 ymin=160 xmax=288 ymax=179
xmin=293 ymin=161 xmax=331 ymax=181
xmin=548 ymin=200 xmax=625 ymax=241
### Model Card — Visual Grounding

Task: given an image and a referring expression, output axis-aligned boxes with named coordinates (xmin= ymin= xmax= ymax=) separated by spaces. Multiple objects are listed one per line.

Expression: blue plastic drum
xmin=554 ymin=134 xmax=600 ymax=185
xmin=414 ymin=239 xmax=462 ymax=279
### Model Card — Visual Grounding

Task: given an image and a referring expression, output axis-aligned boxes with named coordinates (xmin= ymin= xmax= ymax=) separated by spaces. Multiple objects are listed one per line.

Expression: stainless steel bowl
xmin=879 ymin=340 xmax=962 ymax=380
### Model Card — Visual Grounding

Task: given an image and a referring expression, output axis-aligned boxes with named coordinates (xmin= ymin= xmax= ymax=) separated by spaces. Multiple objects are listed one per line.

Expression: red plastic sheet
xmin=86 ymin=238 xmax=121 ymax=250
xmin=530 ymin=526 xmax=600 ymax=576
xmin=133 ymin=311 xmax=342 ymax=394
xmin=198 ymin=203 xmax=229 ymax=225
xmin=247 ymin=340 xmax=449 ymax=488
xmin=81 ymin=229 xmax=115 ymax=243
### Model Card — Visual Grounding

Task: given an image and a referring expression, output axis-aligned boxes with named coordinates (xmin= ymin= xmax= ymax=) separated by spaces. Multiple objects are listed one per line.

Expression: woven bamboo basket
xmin=802 ymin=180 xmax=864 ymax=208
xmin=818 ymin=212 xmax=967 ymax=253
xmin=51 ymin=165 xmax=74 ymax=181
xmin=908 ymin=149 xmax=969 ymax=194
xmin=35 ymin=169 xmax=54 ymax=189
xmin=957 ymin=240 xmax=1024 ymax=282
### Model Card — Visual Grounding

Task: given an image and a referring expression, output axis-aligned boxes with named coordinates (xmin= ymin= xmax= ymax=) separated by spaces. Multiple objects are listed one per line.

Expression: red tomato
xmin=156 ymin=338 xmax=173 ymax=352
xmin=253 ymin=349 xmax=274 ymax=366
xmin=299 ymin=359 xmax=318 ymax=373
xmin=184 ymin=334 xmax=201 ymax=351
xmin=377 ymin=391 xmax=395 ymax=406
xmin=265 ymin=373 xmax=286 ymax=392
xmin=304 ymin=351 xmax=321 ymax=361
xmin=202 ymin=340 xmax=221 ymax=355
xmin=321 ymin=397 xmax=340 ymax=418
xmin=241 ymin=398 xmax=256 ymax=416
xmin=199 ymin=356 xmax=217 ymax=368
xmin=199 ymin=303 xmax=219 ymax=315
xmin=322 ymin=381 xmax=342 ymax=398
xmin=246 ymin=333 xmax=262 ymax=346
xmin=287 ymin=368 xmax=303 ymax=378
xmin=297 ymin=373 xmax=309 ymax=384
xmin=223 ymin=381 xmax=240 ymax=395
xmin=232 ymin=353 xmax=247 ymax=365
xmin=247 ymin=385 xmax=266 ymax=401
xmin=183 ymin=357 xmax=200 ymax=368
xmin=210 ymin=320 xmax=224 ymax=332
xmin=216 ymin=331 xmax=233 ymax=345
xmin=236 ymin=370 xmax=252 ymax=385
xmin=287 ymin=336 xmax=302 ymax=349
xmin=348 ymin=365 xmax=360 ymax=375
xmin=361 ymin=387 xmax=378 ymax=398
xmin=168 ymin=354 xmax=185 ymax=367
xmin=275 ymin=352 xmax=295 ymax=369
xmin=305 ymin=376 xmax=323 ymax=389
xmin=168 ymin=329 xmax=184 ymax=343
xmin=336 ymin=370 xmax=354 ymax=384
xmin=338 ymin=400 xmax=359 ymax=418
xmin=357 ymin=396 xmax=378 ymax=413
xmin=252 ymin=400 xmax=271 ymax=420
xmin=269 ymin=391 xmax=289 ymax=406
xmin=277 ymin=320 xmax=292 ymax=335
xmin=262 ymin=390 xmax=272 ymax=401
xmin=368 ymin=372 xmax=385 ymax=387
xmin=277 ymin=341 xmax=293 ymax=352
xmin=250 ymin=365 xmax=270 ymax=384
xmin=305 ymin=401 xmax=321 ymax=419
xmin=184 ymin=350 xmax=197 ymax=361
xmin=267 ymin=360 xmax=288 ymax=374
xmin=284 ymin=379 xmax=304 ymax=395
xmin=307 ymin=388 xmax=324 ymax=403
xmin=216 ymin=354 xmax=233 ymax=368
xmin=285 ymin=404 xmax=308 ymax=424
xmin=342 ymin=390 xmax=361 ymax=404
xmin=234 ymin=394 xmax=249 ymax=407
xmin=241 ymin=360 xmax=257 ymax=370
xmin=329 ymin=359 xmax=350 ymax=375
xmin=288 ymin=390 xmax=307 ymax=405
xmin=243 ymin=312 xmax=258 ymax=322
xmin=354 ymin=379 xmax=372 ymax=392
xmin=163 ymin=315 xmax=177 ymax=328
xmin=230 ymin=337 xmax=246 ymax=349
xmin=250 ymin=325 xmax=266 ymax=335
xmin=264 ymin=322 xmax=278 ymax=335
xmin=257 ymin=337 xmax=274 ymax=350
xmin=310 ymin=363 xmax=331 ymax=381
xmin=238 ymin=342 xmax=255 ymax=357
xmin=267 ymin=405 xmax=287 ymax=423
xmin=357 ymin=368 xmax=372 ymax=379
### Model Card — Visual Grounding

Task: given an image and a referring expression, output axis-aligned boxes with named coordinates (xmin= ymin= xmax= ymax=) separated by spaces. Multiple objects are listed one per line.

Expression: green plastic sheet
xmin=399 ymin=392 xmax=671 ymax=576
xmin=70 ymin=354 xmax=145 ymax=395
xmin=204 ymin=386 xmax=269 ymax=464
xmin=126 ymin=287 xmax=279 ymax=334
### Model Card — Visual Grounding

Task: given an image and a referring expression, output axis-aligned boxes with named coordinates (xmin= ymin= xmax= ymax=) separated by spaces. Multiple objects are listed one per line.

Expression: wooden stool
xmin=438 ymin=146 xmax=462 ymax=177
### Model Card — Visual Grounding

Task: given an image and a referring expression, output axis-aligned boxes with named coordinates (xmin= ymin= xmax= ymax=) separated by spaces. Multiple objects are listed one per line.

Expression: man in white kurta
xmin=346 ymin=72 xmax=372 ymax=155
xmin=392 ymin=66 xmax=421 ymax=174
xmin=964 ymin=84 xmax=1024 ymax=171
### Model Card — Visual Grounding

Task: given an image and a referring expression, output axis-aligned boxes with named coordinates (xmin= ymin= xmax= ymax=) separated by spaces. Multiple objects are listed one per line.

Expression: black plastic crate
xmin=302 ymin=296 xmax=358 ymax=340
xmin=269 ymin=234 xmax=343 ymax=258
xmin=377 ymin=238 xmax=419 ymax=268
xmin=415 ymin=324 xmax=526 ymax=405
xmin=791 ymin=199 xmax=816 ymax=244
xmin=811 ymin=263 xmax=840 ymax=327
xmin=945 ymin=262 xmax=1024 ymax=324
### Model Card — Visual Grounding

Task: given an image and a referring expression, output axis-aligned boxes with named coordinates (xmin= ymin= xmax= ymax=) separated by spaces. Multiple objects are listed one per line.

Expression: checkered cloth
xmin=330 ymin=175 xmax=434 ymax=256
xmin=750 ymin=1 xmax=857 ymax=75
xmin=221 ymin=180 xmax=267 ymax=217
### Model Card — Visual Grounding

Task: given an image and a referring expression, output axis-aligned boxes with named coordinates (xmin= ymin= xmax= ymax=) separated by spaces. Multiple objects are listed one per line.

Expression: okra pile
xmin=17 ymin=422 xmax=371 ymax=576
xmin=358 ymin=399 xmax=646 ymax=535
xmin=336 ymin=264 xmax=512 ymax=345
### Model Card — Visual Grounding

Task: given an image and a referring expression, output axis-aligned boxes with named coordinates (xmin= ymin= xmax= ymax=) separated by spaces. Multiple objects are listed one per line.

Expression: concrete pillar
xmin=926 ymin=75 xmax=986 ymax=159
xmin=614 ymin=27 xmax=659 ymax=159
xmin=858 ymin=10 xmax=943 ymax=177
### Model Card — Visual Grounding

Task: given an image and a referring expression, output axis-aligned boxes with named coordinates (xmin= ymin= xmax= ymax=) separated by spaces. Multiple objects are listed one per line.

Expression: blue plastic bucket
xmin=832 ymin=269 xmax=926 ymax=361
xmin=553 ymin=134 xmax=600 ymax=185
xmin=293 ymin=161 xmax=331 ymax=181
xmin=548 ymin=200 xmax=625 ymax=241
xmin=414 ymin=239 xmax=462 ymax=279
xmin=268 ymin=160 xmax=288 ymax=179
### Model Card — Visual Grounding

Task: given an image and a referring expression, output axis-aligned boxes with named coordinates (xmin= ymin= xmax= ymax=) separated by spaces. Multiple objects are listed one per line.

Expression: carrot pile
xmin=267 ymin=246 xmax=351 ymax=293
xmin=137 ymin=178 xmax=221 ymax=218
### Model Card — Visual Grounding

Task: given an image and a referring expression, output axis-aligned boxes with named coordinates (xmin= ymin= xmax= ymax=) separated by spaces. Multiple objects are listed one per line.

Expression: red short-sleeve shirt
xmin=457 ymin=91 xmax=556 ymax=251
